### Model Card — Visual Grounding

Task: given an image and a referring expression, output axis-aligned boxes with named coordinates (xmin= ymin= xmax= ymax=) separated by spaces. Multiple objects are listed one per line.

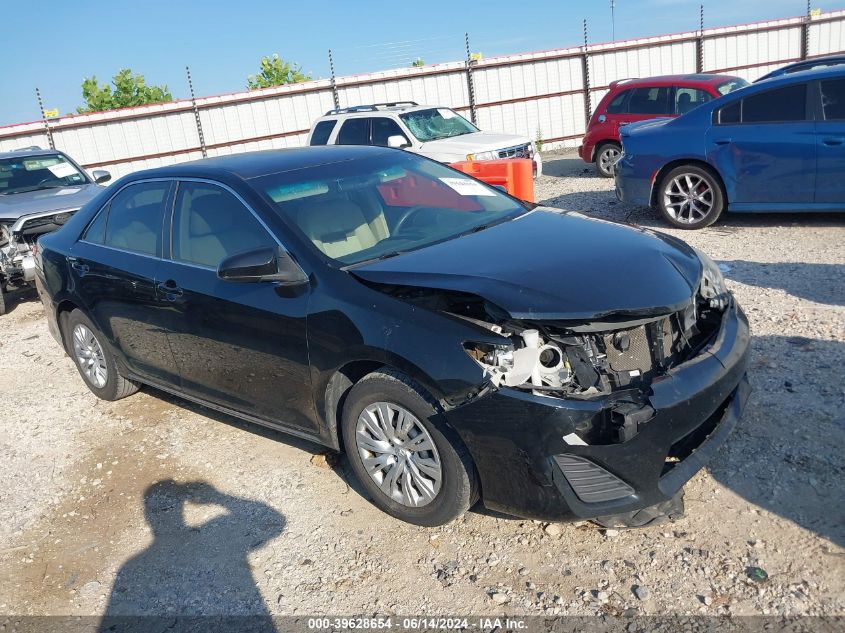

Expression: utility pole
xmin=611 ymin=0 xmax=616 ymax=40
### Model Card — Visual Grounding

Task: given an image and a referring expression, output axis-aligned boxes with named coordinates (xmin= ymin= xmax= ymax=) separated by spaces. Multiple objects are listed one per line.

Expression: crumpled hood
xmin=0 ymin=184 xmax=102 ymax=221
xmin=352 ymin=208 xmax=703 ymax=321
xmin=420 ymin=131 xmax=531 ymax=156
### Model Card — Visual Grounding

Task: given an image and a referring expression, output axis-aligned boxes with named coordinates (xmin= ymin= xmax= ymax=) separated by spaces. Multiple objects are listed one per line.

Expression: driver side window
xmin=171 ymin=182 xmax=275 ymax=269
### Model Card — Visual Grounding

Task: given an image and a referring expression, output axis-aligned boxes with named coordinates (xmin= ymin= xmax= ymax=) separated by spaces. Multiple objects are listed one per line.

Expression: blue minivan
xmin=614 ymin=66 xmax=845 ymax=229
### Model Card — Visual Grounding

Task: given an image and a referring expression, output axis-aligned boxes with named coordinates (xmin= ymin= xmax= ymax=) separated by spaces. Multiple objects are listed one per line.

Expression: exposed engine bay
xmin=0 ymin=210 xmax=75 ymax=309
xmin=373 ymin=283 xmax=727 ymax=401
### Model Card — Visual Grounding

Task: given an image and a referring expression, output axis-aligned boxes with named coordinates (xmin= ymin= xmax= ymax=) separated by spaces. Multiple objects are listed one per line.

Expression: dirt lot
xmin=1 ymin=151 xmax=843 ymax=619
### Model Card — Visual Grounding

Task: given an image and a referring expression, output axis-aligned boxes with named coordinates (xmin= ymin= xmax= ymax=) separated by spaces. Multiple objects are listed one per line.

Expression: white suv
xmin=307 ymin=102 xmax=542 ymax=176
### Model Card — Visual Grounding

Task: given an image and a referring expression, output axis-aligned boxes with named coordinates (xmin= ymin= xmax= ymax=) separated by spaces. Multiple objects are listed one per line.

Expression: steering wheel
xmin=392 ymin=205 xmax=430 ymax=234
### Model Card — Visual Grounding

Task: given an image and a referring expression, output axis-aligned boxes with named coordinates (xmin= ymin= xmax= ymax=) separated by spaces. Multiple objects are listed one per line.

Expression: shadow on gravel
xmin=708 ymin=335 xmax=845 ymax=548
xmin=720 ymin=260 xmax=845 ymax=307
xmin=0 ymin=286 xmax=38 ymax=315
xmin=100 ymin=480 xmax=282 ymax=631
xmin=539 ymin=154 xmax=845 ymax=232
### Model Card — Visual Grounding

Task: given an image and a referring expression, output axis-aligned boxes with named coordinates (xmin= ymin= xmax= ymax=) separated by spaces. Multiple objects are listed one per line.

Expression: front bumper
xmin=447 ymin=299 xmax=751 ymax=521
xmin=614 ymin=154 xmax=652 ymax=206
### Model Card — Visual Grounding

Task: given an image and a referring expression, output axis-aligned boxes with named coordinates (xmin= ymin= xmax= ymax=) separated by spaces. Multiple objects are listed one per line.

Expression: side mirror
xmin=217 ymin=247 xmax=309 ymax=286
xmin=387 ymin=135 xmax=411 ymax=149
xmin=92 ymin=169 xmax=112 ymax=184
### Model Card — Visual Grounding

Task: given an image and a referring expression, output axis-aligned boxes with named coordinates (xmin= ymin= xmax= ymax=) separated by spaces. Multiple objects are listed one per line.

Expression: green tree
xmin=247 ymin=54 xmax=312 ymax=89
xmin=77 ymin=69 xmax=173 ymax=114
xmin=411 ymin=58 xmax=424 ymax=67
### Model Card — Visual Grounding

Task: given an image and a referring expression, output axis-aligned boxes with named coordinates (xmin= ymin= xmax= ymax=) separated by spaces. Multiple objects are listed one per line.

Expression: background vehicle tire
xmin=341 ymin=369 xmax=479 ymax=526
xmin=0 ymin=288 xmax=6 ymax=317
xmin=595 ymin=142 xmax=622 ymax=178
xmin=64 ymin=309 xmax=139 ymax=401
xmin=657 ymin=165 xmax=725 ymax=229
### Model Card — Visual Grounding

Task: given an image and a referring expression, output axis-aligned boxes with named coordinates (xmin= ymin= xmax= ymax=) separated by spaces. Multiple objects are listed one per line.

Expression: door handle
xmin=157 ymin=280 xmax=183 ymax=300
xmin=69 ymin=259 xmax=89 ymax=275
xmin=822 ymin=137 xmax=844 ymax=146
xmin=714 ymin=138 xmax=732 ymax=145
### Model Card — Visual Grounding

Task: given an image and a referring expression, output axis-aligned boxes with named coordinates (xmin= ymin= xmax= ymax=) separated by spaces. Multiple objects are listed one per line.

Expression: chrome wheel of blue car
xmin=658 ymin=165 xmax=724 ymax=229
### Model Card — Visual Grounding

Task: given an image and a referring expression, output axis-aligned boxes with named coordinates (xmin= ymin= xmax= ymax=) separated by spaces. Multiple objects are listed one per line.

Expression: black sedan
xmin=35 ymin=146 xmax=750 ymax=526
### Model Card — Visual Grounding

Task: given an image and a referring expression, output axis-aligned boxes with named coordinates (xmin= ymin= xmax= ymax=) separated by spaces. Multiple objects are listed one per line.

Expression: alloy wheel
xmin=72 ymin=324 xmax=108 ymax=388
xmin=599 ymin=146 xmax=622 ymax=175
xmin=663 ymin=173 xmax=715 ymax=224
xmin=355 ymin=402 xmax=443 ymax=507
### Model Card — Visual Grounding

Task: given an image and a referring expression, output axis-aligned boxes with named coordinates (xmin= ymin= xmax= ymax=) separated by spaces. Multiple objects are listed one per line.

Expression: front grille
xmin=497 ymin=143 xmax=531 ymax=159
xmin=603 ymin=326 xmax=651 ymax=372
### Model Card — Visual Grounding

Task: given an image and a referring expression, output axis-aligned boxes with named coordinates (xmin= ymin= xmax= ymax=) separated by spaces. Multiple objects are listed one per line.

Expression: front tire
xmin=657 ymin=165 xmax=725 ymax=229
xmin=341 ymin=369 xmax=479 ymax=526
xmin=64 ymin=309 xmax=139 ymax=401
xmin=595 ymin=142 xmax=622 ymax=178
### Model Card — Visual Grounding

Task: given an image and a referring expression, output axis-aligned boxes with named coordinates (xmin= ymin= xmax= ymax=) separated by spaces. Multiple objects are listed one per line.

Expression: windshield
xmin=256 ymin=152 xmax=526 ymax=266
xmin=0 ymin=154 xmax=89 ymax=195
xmin=717 ymin=78 xmax=750 ymax=96
xmin=399 ymin=108 xmax=479 ymax=142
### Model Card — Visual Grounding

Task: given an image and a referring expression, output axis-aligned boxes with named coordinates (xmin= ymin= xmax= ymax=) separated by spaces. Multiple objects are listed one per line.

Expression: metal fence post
xmin=186 ymin=66 xmax=207 ymax=159
xmin=328 ymin=49 xmax=340 ymax=110
xmin=581 ymin=20 xmax=592 ymax=128
xmin=465 ymin=33 xmax=478 ymax=125
xmin=800 ymin=0 xmax=811 ymax=60
xmin=35 ymin=88 xmax=55 ymax=150
xmin=696 ymin=5 xmax=705 ymax=73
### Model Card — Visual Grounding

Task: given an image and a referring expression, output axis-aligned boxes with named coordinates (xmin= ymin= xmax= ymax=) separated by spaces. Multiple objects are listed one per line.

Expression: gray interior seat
xmin=297 ymin=198 xmax=388 ymax=259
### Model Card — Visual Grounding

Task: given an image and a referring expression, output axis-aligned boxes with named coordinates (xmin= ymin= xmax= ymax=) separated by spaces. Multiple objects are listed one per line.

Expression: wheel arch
xmin=320 ymin=355 xmax=455 ymax=453
xmin=55 ymin=299 xmax=82 ymax=353
xmin=649 ymin=159 xmax=728 ymax=209
xmin=592 ymin=139 xmax=621 ymax=163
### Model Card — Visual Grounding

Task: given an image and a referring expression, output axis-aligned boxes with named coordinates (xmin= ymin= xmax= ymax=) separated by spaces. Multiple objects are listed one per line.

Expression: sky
xmin=2 ymin=0 xmax=842 ymax=126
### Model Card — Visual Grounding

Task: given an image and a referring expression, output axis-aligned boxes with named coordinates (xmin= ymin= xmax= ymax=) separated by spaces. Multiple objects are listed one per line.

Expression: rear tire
xmin=64 ymin=309 xmax=139 ymax=401
xmin=341 ymin=369 xmax=478 ymax=526
xmin=595 ymin=142 xmax=622 ymax=178
xmin=657 ymin=165 xmax=724 ymax=229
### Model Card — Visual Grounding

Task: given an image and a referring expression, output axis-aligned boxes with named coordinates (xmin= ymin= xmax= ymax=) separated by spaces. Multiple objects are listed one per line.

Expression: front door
xmin=816 ymin=77 xmax=845 ymax=207
xmin=70 ymin=179 xmax=180 ymax=384
xmin=156 ymin=180 xmax=316 ymax=433
xmin=707 ymin=82 xmax=816 ymax=207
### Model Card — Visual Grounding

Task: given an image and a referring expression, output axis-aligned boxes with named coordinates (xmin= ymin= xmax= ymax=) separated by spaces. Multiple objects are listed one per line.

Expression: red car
xmin=579 ymin=74 xmax=748 ymax=177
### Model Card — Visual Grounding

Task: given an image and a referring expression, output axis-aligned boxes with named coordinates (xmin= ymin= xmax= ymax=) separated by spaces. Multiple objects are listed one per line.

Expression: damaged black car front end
xmin=350 ymin=209 xmax=750 ymax=525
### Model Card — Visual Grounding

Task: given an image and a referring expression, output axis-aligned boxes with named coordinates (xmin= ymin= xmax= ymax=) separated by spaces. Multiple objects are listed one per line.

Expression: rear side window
xmin=605 ymin=90 xmax=630 ymax=114
xmin=89 ymin=181 xmax=169 ymax=256
xmin=627 ymin=87 xmax=673 ymax=115
xmin=371 ymin=118 xmax=410 ymax=146
xmin=821 ymin=78 xmax=845 ymax=120
xmin=309 ymin=120 xmax=337 ymax=146
xmin=172 ymin=182 xmax=275 ymax=268
xmin=337 ymin=118 xmax=370 ymax=145
xmin=718 ymin=100 xmax=742 ymax=124
xmin=674 ymin=87 xmax=713 ymax=115
xmin=743 ymin=84 xmax=807 ymax=123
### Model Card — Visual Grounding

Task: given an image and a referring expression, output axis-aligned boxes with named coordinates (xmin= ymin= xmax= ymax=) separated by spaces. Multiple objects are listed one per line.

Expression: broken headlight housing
xmin=464 ymin=342 xmax=514 ymax=370
xmin=695 ymin=248 xmax=729 ymax=309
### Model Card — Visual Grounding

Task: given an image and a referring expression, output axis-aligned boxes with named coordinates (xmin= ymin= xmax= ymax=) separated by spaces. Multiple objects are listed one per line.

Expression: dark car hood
xmin=0 ymin=184 xmax=102 ymax=221
xmin=351 ymin=208 xmax=703 ymax=321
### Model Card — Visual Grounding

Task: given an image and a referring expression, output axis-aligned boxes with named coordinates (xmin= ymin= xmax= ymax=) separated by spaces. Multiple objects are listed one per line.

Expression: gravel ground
xmin=0 ymin=150 xmax=843 ymax=619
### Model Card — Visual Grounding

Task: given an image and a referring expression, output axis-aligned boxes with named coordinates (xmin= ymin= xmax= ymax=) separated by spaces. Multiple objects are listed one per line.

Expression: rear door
xmin=70 ymin=179 xmax=180 ymax=384
xmin=706 ymin=83 xmax=816 ymax=207
xmin=815 ymin=77 xmax=845 ymax=206
xmin=335 ymin=117 xmax=371 ymax=145
xmin=155 ymin=179 xmax=316 ymax=433
xmin=620 ymin=86 xmax=675 ymax=127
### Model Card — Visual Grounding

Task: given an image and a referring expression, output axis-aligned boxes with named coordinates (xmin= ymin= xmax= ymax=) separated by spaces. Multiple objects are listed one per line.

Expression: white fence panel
xmin=1 ymin=10 xmax=843 ymax=175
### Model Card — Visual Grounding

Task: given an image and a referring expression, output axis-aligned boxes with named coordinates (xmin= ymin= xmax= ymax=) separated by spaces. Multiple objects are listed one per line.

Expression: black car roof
xmin=127 ymin=145 xmax=395 ymax=182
